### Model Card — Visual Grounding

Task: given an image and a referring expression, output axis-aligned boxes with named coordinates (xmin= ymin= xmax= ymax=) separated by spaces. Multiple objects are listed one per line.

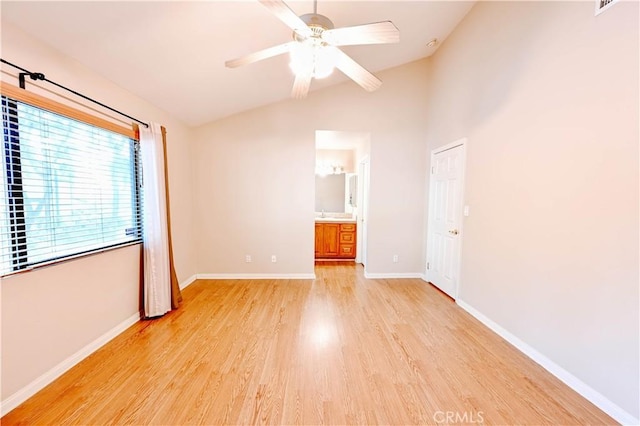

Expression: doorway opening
xmin=314 ymin=130 xmax=370 ymax=268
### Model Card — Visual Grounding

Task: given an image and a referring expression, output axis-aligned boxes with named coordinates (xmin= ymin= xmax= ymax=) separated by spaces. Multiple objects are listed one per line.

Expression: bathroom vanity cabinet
xmin=315 ymin=221 xmax=356 ymax=260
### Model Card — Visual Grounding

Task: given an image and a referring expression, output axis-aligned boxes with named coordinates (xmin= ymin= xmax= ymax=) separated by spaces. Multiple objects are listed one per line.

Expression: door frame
xmin=425 ymin=138 xmax=467 ymax=299
xmin=356 ymin=155 xmax=370 ymax=268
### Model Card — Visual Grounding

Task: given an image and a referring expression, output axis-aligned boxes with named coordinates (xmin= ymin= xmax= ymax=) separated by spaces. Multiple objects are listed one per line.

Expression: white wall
xmin=192 ymin=59 xmax=429 ymax=276
xmin=0 ymin=22 xmax=196 ymax=405
xmin=424 ymin=1 xmax=639 ymax=420
xmin=316 ymin=148 xmax=356 ymax=173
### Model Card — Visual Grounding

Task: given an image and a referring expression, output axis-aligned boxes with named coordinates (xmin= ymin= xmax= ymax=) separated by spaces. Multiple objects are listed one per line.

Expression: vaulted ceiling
xmin=2 ymin=1 xmax=475 ymax=127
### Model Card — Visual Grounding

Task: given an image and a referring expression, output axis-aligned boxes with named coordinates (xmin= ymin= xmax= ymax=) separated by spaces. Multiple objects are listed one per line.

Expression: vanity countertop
xmin=315 ymin=217 xmax=357 ymax=223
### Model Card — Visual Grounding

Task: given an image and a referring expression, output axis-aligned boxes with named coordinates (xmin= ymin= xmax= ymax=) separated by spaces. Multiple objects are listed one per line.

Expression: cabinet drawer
xmin=339 ymin=244 xmax=355 ymax=257
xmin=340 ymin=232 xmax=355 ymax=243
xmin=340 ymin=223 xmax=356 ymax=232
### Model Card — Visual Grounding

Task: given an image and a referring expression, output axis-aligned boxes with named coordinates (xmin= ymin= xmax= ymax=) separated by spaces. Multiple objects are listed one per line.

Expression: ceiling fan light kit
xmin=289 ymin=13 xmax=337 ymax=79
xmin=289 ymin=42 xmax=336 ymax=79
xmin=225 ymin=0 xmax=400 ymax=99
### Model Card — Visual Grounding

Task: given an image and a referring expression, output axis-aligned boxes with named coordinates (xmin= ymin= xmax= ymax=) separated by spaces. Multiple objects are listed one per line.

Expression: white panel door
xmin=426 ymin=143 xmax=464 ymax=298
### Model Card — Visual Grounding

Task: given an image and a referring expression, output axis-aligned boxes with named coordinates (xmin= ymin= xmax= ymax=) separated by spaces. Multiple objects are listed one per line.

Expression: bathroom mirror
xmin=315 ymin=172 xmax=358 ymax=213
xmin=315 ymin=173 xmax=346 ymax=213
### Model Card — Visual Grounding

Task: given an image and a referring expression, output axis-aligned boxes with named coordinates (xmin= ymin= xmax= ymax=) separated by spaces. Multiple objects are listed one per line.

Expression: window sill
xmin=0 ymin=241 xmax=142 ymax=279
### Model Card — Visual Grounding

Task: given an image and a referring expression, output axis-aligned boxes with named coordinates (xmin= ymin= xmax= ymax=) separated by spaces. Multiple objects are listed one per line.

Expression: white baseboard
xmin=1 ymin=312 xmax=140 ymax=417
xmin=456 ymin=299 xmax=639 ymax=426
xmin=197 ymin=273 xmax=316 ymax=280
xmin=364 ymin=272 xmax=424 ymax=279
xmin=179 ymin=274 xmax=197 ymax=290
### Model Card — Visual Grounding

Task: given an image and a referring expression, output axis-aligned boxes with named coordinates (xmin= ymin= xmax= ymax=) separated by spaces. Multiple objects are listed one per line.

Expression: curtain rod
xmin=0 ymin=58 xmax=149 ymax=128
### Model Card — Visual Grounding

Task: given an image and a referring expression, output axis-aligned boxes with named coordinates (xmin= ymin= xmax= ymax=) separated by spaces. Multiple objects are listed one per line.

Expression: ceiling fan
xmin=225 ymin=0 xmax=400 ymax=99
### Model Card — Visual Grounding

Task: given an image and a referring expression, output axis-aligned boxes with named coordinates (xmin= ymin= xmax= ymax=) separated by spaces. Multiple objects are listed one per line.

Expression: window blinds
xmin=0 ymin=96 xmax=142 ymax=275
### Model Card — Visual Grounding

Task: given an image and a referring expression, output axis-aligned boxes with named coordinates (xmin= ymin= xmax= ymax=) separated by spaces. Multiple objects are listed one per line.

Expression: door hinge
xmin=431 ymin=166 xmax=434 ymax=174
xmin=426 ymin=262 xmax=430 ymax=270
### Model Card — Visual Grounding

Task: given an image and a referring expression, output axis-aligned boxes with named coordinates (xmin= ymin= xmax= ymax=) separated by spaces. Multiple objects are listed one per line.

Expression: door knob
xmin=449 ymin=229 xmax=459 ymax=235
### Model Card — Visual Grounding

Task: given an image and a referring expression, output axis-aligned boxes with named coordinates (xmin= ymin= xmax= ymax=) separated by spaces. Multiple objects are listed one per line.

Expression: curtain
xmin=139 ymin=123 xmax=181 ymax=318
xmin=161 ymin=127 xmax=182 ymax=310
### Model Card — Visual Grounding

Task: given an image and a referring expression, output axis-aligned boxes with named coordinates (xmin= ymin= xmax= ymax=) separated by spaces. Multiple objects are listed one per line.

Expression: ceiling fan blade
xmin=259 ymin=0 xmax=312 ymax=37
xmin=291 ymin=66 xmax=313 ymax=99
xmin=332 ymin=48 xmax=382 ymax=92
xmin=322 ymin=21 xmax=399 ymax=46
xmin=225 ymin=42 xmax=295 ymax=68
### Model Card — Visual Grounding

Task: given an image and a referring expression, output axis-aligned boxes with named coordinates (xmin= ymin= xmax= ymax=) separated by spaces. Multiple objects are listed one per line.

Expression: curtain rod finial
xmin=18 ymin=72 xmax=45 ymax=89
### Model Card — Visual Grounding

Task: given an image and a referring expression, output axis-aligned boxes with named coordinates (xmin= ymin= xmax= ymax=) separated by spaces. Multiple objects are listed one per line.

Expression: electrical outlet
xmin=271 ymin=255 xmax=277 ymax=263
xmin=393 ymin=254 xmax=399 ymax=263
xmin=245 ymin=255 xmax=252 ymax=263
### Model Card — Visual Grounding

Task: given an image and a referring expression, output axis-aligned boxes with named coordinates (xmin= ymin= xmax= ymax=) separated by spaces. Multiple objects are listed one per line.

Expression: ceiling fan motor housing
xmin=294 ymin=13 xmax=334 ymax=42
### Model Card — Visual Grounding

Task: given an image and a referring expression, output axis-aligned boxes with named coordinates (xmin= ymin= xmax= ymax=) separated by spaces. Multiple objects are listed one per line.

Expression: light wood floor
xmin=3 ymin=262 xmax=615 ymax=425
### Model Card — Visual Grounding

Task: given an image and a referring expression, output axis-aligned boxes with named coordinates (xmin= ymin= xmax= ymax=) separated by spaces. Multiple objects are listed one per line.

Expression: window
xmin=1 ymin=96 xmax=142 ymax=276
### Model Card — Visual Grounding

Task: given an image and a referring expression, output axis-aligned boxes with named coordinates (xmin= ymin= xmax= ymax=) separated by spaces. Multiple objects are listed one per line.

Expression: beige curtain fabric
xmin=161 ymin=127 xmax=182 ymax=309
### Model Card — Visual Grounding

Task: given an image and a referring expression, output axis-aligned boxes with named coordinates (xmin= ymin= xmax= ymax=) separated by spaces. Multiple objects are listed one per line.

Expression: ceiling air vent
xmin=596 ymin=0 xmax=618 ymax=15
